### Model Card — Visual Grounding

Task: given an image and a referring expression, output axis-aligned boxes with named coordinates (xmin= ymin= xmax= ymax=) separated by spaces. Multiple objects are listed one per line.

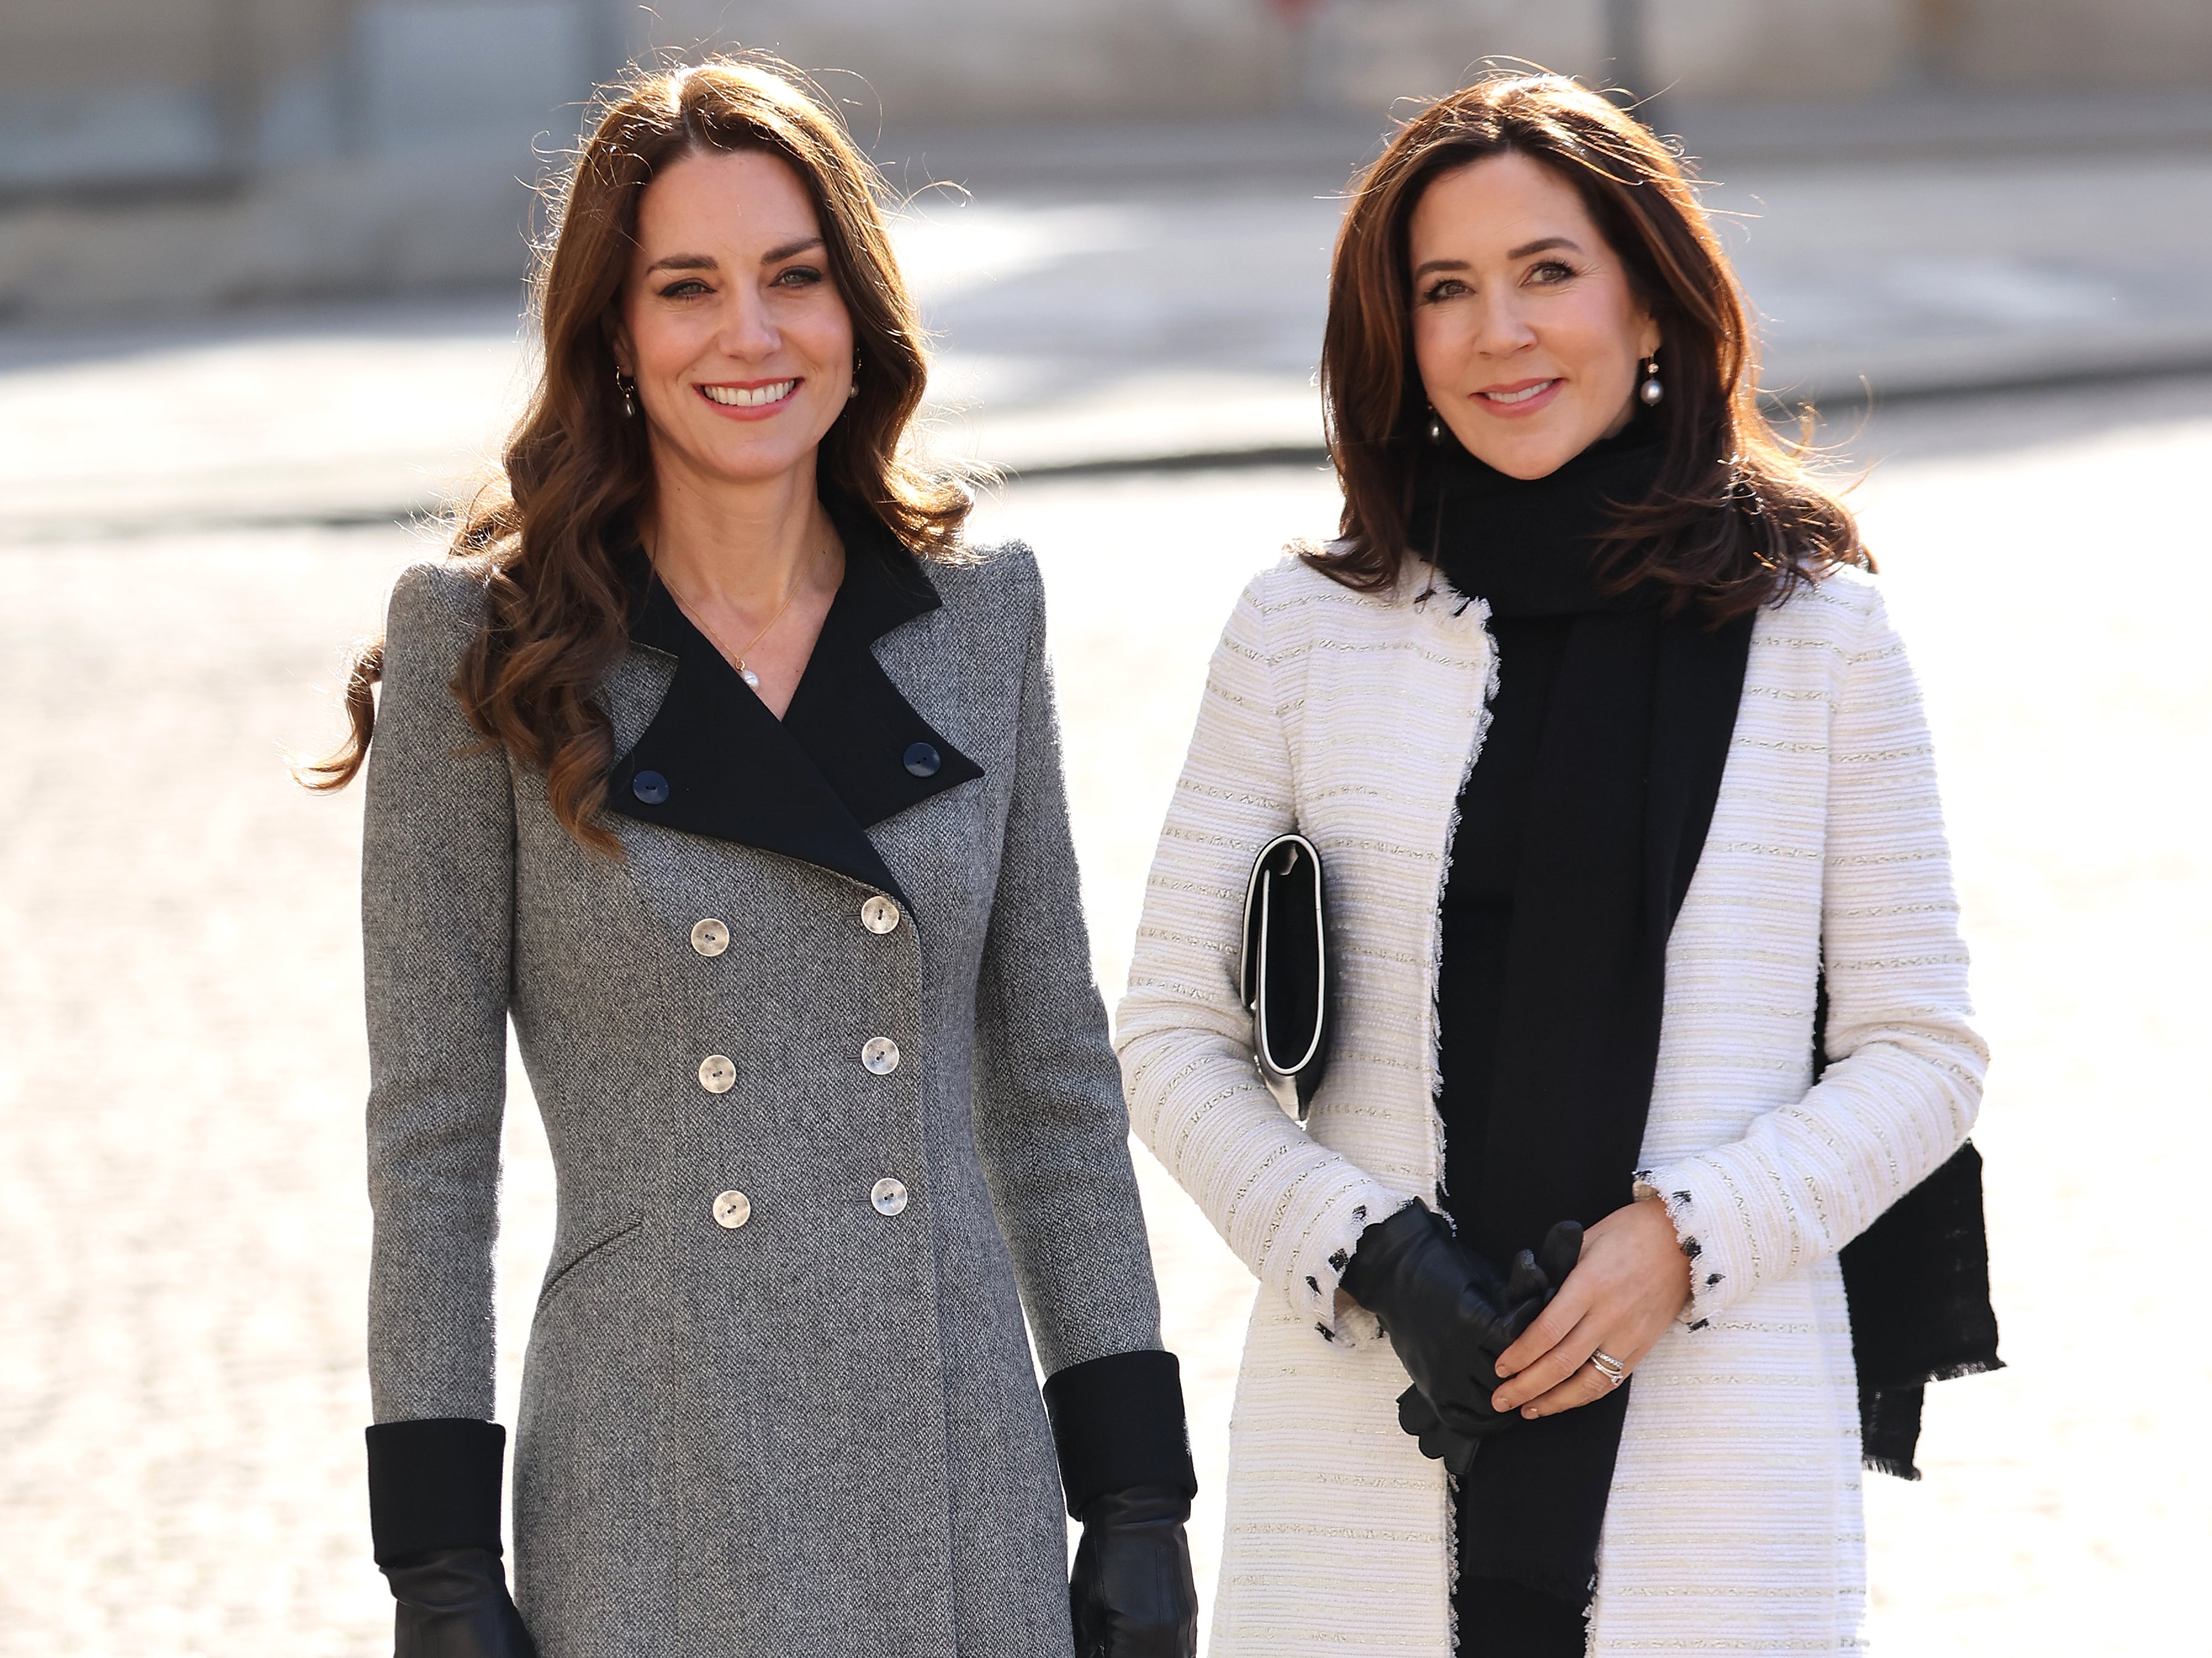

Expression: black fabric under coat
xmin=1420 ymin=423 xmax=1751 ymax=1620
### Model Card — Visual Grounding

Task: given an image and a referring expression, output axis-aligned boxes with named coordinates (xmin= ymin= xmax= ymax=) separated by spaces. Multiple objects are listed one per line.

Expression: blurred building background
xmin=5 ymin=0 xmax=2212 ymax=316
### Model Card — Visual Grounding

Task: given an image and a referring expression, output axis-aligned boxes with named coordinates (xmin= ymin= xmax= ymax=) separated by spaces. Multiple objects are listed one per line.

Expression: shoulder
xmin=1768 ymin=560 xmax=1880 ymax=621
xmin=1235 ymin=545 xmax=1468 ymax=653
xmin=927 ymin=537 xmax=1044 ymax=631
xmin=385 ymin=557 xmax=493 ymax=647
xmin=1756 ymin=562 xmax=1889 ymax=660
xmin=1235 ymin=547 xmax=1374 ymax=623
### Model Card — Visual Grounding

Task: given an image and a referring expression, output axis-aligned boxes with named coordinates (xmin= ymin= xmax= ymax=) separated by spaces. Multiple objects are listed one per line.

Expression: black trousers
xmin=1453 ymin=1575 xmax=1587 ymax=1657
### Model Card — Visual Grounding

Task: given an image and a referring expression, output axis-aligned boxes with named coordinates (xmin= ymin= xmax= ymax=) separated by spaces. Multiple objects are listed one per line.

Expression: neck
xmin=642 ymin=449 xmax=834 ymax=609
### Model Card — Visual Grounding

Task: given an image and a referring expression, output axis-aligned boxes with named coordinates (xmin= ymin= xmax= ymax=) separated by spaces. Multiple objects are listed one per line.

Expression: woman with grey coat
xmin=309 ymin=59 xmax=1198 ymax=1658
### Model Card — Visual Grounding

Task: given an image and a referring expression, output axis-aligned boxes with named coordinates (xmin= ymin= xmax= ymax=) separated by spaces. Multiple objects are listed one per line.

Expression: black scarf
xmin=1421 ymin=427 xmax=2000 ymax=1610
xmin=1419 ymin=425 xmax=1753 ymax=1606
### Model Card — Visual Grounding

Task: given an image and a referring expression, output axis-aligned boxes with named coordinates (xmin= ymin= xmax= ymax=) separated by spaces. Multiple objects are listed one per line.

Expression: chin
xmin=1451 ymin=406 xmax=1610 ymax=480
xmin=1468 ymin=430 xmax=1583 ymax=481
xmin=679 ymin=425 xmax=830 ymax=485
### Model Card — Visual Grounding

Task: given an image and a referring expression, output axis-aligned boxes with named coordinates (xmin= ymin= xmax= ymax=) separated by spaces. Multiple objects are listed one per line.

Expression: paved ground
xmin=2 ymin=370 xmax=2207 ymax=1654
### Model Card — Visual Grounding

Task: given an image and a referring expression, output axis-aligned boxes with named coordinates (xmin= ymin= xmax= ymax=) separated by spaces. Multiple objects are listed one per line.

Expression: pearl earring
xmin=615 ymin=368 xmax=638 ymax=419
xmin=1639 ymin=354 xmax=1663 ymax=407
xmin=1427 ymin=405 xmax=1444 ymax=444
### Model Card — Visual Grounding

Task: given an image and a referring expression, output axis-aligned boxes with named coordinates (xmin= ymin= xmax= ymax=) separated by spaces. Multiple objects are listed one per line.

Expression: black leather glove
xmin=1394 ymin=1219 xmax=1583 ymax=1471
xmin=383 ymin=1547 xmax=539 ymax=1658
xmin=1070 ymin=1485 xmax=1200 ymax=1658
xmin=1339 ymin=1205 xmax=1583 ymax=1469
xmin=367 ymin=1419 xmax=536 ymax=1658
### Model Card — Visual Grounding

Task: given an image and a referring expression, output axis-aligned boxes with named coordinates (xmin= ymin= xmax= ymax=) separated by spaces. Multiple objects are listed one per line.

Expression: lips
xmin=698 ymin=379 xmax=797 ymax=407
xmin=1478 ymin=379 xmax=1557 ymax=406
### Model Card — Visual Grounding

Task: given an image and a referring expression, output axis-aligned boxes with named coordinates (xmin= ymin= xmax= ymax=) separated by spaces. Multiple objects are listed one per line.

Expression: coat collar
xmin=605 ymin=494 xmax=985 ymax=898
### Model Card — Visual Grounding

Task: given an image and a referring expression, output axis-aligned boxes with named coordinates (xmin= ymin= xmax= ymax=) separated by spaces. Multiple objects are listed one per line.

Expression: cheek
xmin=786 ymin=296 xmax=855 ymax=370
xmin=1552 ymin=291 xmax=1642 ymax=382
xmin=624 ymin=300 xmax=703 ymax=377
xmin=1410 ymin=307 xmax=1471 ymax=387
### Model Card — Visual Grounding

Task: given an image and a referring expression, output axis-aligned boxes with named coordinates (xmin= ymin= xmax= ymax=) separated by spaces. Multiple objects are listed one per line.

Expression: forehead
xmin=634 ymin=147 xmax=821 ymax=251
xmin=1407 ymin=150 xmax=1600 ymax=253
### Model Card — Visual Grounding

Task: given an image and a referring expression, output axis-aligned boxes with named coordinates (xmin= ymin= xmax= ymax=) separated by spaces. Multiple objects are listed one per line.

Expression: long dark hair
xmin=1315 ymin=71 xmax=1866 ymax=615
xmin=303 ymin=55 xmax=970 ymax=851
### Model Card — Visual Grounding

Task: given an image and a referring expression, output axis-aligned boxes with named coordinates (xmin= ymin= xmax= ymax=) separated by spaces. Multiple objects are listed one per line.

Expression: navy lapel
xmin=605 ymin=499 xmax=984 ymax=898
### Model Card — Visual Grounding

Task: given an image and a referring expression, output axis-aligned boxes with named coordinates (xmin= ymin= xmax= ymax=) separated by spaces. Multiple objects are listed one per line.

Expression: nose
xmin=715 ymin=287 xmax=781 ymax=361
xmin=1469 ymin=290 xmax=1538 ymax=361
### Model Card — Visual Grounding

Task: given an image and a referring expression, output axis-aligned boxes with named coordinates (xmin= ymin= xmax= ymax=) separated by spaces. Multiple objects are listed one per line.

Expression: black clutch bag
xmin=1239 ymin=832 xmax=1332 ymax=1116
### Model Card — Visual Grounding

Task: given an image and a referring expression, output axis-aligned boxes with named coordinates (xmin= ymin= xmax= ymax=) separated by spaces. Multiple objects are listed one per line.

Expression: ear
xmin=1637 ymin=311 xmax=1662 ymax=361
xmin=605 ymin=311 xmax=636 ymax=378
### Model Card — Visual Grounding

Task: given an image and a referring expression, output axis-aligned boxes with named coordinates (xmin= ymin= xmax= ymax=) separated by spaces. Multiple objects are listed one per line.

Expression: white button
xmin=861 ymin=896 xmax=901 ymax=935
xmin=870 ymin=1177 xmax=909 ymax=1217
xmin=713 ymin=1190 xmax=752 ymax=1228
xmin=691 ymin=918 xmax=731 ymax=957
xmin=698 ymin=1054 xmax=737 ymax=1093
xmin=861 ymin=1036 xmax=901 ymax=1076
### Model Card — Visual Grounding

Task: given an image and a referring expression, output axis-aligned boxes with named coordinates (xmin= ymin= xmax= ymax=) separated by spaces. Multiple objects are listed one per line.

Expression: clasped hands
xmin=1338 ymin=1196 xmax=1691 ymax=1472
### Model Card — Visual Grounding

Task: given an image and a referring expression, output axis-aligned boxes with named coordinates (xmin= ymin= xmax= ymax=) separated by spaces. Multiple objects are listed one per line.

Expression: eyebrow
xmin=1410 ymin=236 xmax=1585 ymax=280
xmin=642 ymin=235 xmax=826 ymax=276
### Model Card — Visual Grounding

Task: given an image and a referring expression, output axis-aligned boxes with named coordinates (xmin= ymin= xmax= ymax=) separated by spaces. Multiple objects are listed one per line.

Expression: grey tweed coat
xmin=363 ymin=523 xmax=1167 ymax=1658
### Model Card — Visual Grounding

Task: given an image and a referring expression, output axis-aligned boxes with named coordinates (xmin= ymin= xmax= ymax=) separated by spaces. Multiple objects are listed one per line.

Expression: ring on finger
xmin=1589 ymin=1349 xmax=1628 ymax=1388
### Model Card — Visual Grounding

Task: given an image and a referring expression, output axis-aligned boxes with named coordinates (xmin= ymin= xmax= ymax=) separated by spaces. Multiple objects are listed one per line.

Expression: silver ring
xmin=1589 ymin=1349 xmax=1628 ymax=1388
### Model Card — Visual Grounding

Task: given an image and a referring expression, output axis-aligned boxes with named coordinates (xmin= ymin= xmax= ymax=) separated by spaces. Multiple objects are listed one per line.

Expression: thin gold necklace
xmin=663 ymin=539 xmax=828 ymax=689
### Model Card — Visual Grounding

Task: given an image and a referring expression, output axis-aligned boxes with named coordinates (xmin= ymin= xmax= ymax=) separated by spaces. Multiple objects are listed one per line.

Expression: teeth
xmin=1483 ymin=380 xmax=1555 ymax=404
xmin=700 ymin=380 xmax=796 ymax=407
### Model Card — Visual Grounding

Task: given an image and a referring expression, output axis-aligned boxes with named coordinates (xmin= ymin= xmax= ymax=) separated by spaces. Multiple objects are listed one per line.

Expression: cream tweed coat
xmin=1115 ymin=555 xmax=1987 ymax=1656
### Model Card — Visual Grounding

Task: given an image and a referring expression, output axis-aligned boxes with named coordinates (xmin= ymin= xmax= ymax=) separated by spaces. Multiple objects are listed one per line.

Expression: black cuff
xmin=1042 ymin=1350 xmax=1197 ymax=1519
xmin=366 ymin=1418 xmax=507 ymax=1566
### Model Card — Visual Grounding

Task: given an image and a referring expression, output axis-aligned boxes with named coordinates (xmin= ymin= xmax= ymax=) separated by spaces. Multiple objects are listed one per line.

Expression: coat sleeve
xmin=1115 ymin=573 xmax=1411 ymax=1344
xmin=969 ymin=549 xmax=1168 ymax=1378
xmin=362 ymin=562 xmax=516 ymax=1423
xmin=1634 ymin=582 xmax=1989 ymax=1326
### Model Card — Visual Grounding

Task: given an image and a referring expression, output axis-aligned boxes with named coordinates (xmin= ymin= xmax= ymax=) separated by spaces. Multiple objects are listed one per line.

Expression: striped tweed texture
xmin=1115 ymin=554 xmax=1987 ymax=1656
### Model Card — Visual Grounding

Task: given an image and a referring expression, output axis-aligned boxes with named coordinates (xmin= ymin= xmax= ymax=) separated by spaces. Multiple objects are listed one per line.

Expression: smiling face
xmin=1407 ymin=150 xmax=1659 ymax=480
xmin=612 ymin=146 xmax=856 ymax=493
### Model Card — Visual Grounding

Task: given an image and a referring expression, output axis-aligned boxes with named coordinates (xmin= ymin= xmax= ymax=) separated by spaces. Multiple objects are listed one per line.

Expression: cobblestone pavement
xmin=2 ymin=378 xmax=2208 ymax=1654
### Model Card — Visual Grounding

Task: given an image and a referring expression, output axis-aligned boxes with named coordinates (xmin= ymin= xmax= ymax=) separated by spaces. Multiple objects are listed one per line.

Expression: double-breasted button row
xmin=697 ymin=900 xmax=895 ymax=959
xmin=708 ymin=1181 xmax=908 ymax=1227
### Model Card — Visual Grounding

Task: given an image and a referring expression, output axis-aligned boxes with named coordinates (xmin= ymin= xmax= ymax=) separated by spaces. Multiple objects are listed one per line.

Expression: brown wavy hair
xmin=1314 ymin=71 xmax=1866 ymax=613
xmin=303 ymin=55 xmax=970 ymax=851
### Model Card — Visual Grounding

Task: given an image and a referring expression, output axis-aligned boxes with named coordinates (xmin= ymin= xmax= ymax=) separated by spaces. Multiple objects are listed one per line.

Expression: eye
xmin=1419 ymin=277 xmax=1470 ymax=304
xmin=657 ymin=278 xmax=710 ymax=300
xmin=772 ymin=264 xmax=825 ymax=289
xmin=1526 ymin=259 xmax=1579 ymax=285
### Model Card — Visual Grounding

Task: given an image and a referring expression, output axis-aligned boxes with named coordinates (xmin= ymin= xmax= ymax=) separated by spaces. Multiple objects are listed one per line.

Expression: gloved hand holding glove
xmin=1338 ymin=1203 xmax=1583 ymax=1474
